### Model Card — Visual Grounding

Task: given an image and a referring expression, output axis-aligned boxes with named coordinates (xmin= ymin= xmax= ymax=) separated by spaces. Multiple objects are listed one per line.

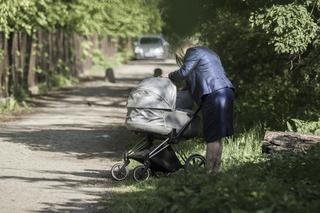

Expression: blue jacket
xmin=169 ymin=46 xmax=234 ymax=104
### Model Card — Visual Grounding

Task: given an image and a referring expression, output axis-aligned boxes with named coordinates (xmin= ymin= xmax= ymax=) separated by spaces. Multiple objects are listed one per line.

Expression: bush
xmin=109 ymin=127 xmax=265 ymax=212
xmin=0 ymin=97 xmax=28 ymax=114
xmin=287 ymin=119 xmax=320 ymax=135
xmin=109 ymin=139 xmax=320 ymax=213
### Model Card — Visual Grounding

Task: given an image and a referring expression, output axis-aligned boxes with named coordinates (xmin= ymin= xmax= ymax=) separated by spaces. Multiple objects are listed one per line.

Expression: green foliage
xmin=222 ymin=125 xmax=264 ymax=169
xmin=82 ymin=39 xmax=132 ymax=75
xmin=49 ymin=73 xmax=74 ymax=87
xmin=160 ymin=0 xmax=201 ymax=46
xmin=48 ymin=61 xmax=76 ymax=88
xmin=161 ymin=0 xmax=320 ymax=130
xmin=0 ymin=0 xmax=162 ymax=40
xmin=102 ymin=0 xmax=162 ymax=38
xmin=0 ymin=0 xmax=49 ymax=36
xmin=287 ymin=119 xmax=320 ymax=135
xmin=250 ymin=4 xmax=319 ymax=54
xmin=0 ymin=0 xmax=162 ymax=100
xmin=176 ymin=137 xmax=205 ymax=156
xmin=37 ymin=73 xmax=76 ymax=94
xmin=107 ymin=2 xmax=320 ymax=210
xmin=35 ymin=60 xmax=77 ymax=94
xmin=109 ymin=129 xmax=320 ymax=212
xmin=90 ymin=49 xmax=131 ymax=69
xmin=13 ymin=85 xmax=29 ymax=102
xmin=0 ymin=96 xmax=28 ymax=113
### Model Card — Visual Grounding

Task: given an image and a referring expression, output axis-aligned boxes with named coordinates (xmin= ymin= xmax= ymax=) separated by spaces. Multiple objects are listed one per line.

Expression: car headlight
xmin=154 ymin=47 xmax=164 ymax=54
xmin=134 ymin=47 xmax=143 ymax=54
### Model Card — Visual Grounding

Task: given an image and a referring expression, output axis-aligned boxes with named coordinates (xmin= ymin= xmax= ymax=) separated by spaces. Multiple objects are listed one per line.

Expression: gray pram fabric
xmin=126 ymin=77 xmax=200 ymax=137
xmin=176 ymin=90 xmax=193 ymax=110
xmin=127 ymin=77 xmax=176 ymax=110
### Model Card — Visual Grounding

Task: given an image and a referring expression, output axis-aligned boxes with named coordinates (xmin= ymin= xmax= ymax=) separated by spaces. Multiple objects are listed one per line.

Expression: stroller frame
xmin=111 ymin=106 xmax=205 ymax=182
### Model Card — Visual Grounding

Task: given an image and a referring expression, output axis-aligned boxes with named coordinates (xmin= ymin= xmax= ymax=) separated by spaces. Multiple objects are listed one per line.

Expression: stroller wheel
xmin=111 ymin=162 xmax=129 ymax=181
xmin=133 ymin=165 xmax=150 ymax=182
xmin=184 ymin=154 xmax=206 ymax=169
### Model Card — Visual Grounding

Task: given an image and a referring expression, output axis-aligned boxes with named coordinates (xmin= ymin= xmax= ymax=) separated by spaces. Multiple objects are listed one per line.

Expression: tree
xmin=160 ymin=0 xmax=320 ymax=129
xmin=0 ymin=0 xmax=162 ymax=98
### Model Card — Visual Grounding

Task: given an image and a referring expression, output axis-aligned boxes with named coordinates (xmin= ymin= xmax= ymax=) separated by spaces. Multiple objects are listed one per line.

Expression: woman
xmin=168 ymin=42 xmax=235 ymax=173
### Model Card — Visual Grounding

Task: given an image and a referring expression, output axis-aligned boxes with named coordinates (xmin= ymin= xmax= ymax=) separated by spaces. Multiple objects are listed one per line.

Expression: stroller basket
xmin=130 ymin=145 xmax=182 ymax=173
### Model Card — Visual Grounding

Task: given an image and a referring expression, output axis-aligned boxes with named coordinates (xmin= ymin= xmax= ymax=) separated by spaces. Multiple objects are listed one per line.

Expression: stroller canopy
xmin=127 ymin=77 xmax=176 ymax=110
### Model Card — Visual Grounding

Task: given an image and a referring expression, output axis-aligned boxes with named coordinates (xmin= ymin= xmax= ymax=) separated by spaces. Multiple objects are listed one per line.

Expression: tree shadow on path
xmin=0 ymin=74 xmax=150 ymax=212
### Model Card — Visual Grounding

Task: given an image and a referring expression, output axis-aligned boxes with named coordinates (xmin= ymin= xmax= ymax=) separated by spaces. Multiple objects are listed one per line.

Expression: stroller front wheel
xmin=111 ymin=162 xmax=129 ymax=181
xmin=133 ymin=165 xmax=151 ymax=182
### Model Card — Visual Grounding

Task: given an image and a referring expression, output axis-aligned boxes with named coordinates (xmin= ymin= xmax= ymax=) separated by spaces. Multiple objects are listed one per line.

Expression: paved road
xmin=0 ymin=60 xmax=177 ymax=212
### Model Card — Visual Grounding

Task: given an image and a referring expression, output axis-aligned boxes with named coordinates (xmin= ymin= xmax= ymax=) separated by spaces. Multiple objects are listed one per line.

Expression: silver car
xmin=134 ymin=35 xmax=169 ymax=60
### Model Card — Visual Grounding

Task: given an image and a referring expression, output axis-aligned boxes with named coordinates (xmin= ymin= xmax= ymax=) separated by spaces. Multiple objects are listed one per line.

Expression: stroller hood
xmin=127 ymin=77 xmax=176 ymax=110
xmin=126 ymin=77 xmax=201 ymax=137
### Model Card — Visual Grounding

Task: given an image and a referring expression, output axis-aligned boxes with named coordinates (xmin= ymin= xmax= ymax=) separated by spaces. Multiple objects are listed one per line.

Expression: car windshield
xmin=140 ymin=37 xmax=162 ymax=45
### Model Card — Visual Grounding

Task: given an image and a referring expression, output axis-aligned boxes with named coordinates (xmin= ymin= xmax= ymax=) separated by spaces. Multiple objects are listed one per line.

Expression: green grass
xmin=37 ymin=73 xmax=79 ymax=95
xmin=107 ymin=126 xmax=320 ymax=213
xmin=0 ymin=97 xmax=29 ymax=114
xmin=0 ymin=97 xmax=30 ymax=121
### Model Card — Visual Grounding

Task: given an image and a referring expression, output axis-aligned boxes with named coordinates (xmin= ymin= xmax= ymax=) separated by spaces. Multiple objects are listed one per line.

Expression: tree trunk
xmin=28 ymin=37 xmax=37 ymax=94
xmin=82 ymin=37 xmax=93 ymax=72
xmin=73 ymin=34 xmax=83 ymax=76
xmin=2 ymin=34 xmax=9 ymax=97
xmin=262 ymin=131 xmax=320 ymax=154
xmin=7 ymin=32 xmax=17 ymax=96
xmin=63 ymin=32 xmax=70 ymax=71
xmin=35 ymin=31 xmax=43 ymax=84
xmin=48 ymin=32 xmax=53 ymax=73
xmin=23 ymin=33 xmax=33 ymax=91
xmin=58 ymin=29 xmax=64 ymax=61
xmin=17 ymin=32 xmax=25 ymax=87
xmin=0 ymin=33 xmax=4 ymax=98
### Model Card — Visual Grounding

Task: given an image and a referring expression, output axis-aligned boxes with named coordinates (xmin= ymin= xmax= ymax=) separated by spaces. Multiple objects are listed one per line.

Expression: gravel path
xmin=0 ymin=60 xmax=177 ymax=212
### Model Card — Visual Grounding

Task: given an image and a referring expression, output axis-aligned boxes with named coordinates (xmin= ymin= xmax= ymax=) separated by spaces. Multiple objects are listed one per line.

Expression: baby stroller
xmin=111 ymin=77 xmax=205 ymax=182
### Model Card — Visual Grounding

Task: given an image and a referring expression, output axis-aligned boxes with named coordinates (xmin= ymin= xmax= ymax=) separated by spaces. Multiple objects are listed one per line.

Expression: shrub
xmin=109 ymin=142 xmax=320 ymax=213
xmin=287 ymin=119 xmax=320 ymax=135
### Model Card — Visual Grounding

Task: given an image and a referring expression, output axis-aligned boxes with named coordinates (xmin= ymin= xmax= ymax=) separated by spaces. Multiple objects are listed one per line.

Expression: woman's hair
xmin=175 ymin=40 xmax=197 ymax=67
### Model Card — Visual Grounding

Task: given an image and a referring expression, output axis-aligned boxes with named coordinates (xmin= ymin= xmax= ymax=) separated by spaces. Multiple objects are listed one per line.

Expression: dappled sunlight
xmin=0 ymin=126 xmax=134 ymax=160
xmin=110 ymin=144 xmax=320 ymax=212
xmin=1 ymin=0 xmax=318 ymax=211
xmin=0 ymin=60 xmax=178 ymax=212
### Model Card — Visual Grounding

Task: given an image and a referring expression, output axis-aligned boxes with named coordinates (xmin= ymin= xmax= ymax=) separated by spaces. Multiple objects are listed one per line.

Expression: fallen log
xmin=262 ymin=131 xmax=320 ymax=154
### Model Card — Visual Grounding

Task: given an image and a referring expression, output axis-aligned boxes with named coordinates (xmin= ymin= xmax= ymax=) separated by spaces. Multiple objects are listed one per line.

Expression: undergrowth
xmin=0 ymin=97 xmax=29 ymax=120
xmin=108 ymin=123 xmax=320 ymax=213
xmin=38 ymin=73 xmax=78 ymax=94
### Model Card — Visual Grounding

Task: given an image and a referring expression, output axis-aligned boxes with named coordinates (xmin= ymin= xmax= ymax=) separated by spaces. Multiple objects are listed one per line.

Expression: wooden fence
xmin=0 ymin=31 xmax=118 ymax=98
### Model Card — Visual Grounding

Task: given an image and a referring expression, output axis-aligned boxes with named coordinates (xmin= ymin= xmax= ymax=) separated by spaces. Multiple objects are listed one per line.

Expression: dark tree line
xmin=161 ymin=0 xmax=320 ymax=129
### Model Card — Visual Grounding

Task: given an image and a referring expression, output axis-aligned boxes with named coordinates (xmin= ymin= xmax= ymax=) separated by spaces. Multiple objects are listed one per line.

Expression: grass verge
xmin=107 ymin=126 xmax=320 ymax=212
xmin=0 ymin=97 xmax=30 ymax=122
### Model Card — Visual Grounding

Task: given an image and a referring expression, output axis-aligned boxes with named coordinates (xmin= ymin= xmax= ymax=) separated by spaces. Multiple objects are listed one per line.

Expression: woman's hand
xmin=168 ymin=72 xmax=175 ymax=82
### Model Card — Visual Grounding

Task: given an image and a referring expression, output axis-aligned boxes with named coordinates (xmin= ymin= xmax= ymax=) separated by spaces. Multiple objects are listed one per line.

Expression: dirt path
xmin=0 ymin=61 xmax=177 ymax=212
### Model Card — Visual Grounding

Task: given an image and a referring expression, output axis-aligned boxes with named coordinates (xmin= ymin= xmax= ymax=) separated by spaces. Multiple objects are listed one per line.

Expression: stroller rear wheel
xmin=184 ymin=154 xmax=206 ymax=169
xmin=111 ymin=162 xmax=129 ymax=181
xmin=133 ymin=165 xmax=151 ymax=182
